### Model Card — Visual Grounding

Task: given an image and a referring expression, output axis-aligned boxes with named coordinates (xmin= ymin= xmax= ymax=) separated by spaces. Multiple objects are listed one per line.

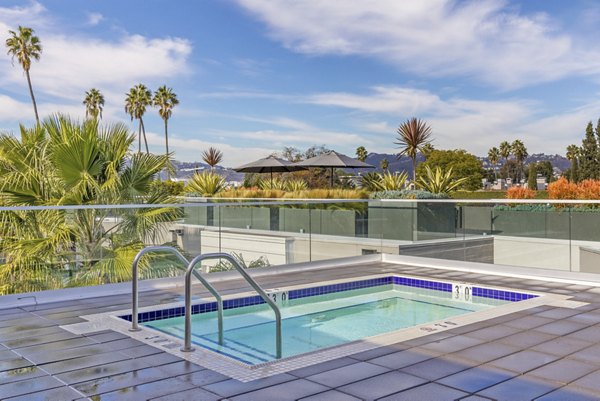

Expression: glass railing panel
xmin=308 ymin=200 xmax=382 ymax=262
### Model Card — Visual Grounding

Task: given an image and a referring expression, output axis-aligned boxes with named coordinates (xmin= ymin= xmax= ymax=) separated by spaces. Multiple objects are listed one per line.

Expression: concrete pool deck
xmin=2 ymin=258 xmax=600 ymax=400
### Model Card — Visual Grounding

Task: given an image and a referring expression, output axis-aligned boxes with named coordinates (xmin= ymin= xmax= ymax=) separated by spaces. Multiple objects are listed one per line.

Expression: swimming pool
xmin=123 ymin=276 xmax=536 ymax=365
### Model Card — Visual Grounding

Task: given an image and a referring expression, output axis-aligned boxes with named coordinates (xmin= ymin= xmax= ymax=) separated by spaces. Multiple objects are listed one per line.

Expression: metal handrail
xmin=181 ymin=252 xmax=282 ymax=359
xmin=130 ymin=246 xmax=224 ymax=346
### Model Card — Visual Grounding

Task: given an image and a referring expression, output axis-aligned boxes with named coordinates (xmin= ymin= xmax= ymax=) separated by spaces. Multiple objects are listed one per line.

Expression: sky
xmin=1 ymin=0 xmax=600 ymax=166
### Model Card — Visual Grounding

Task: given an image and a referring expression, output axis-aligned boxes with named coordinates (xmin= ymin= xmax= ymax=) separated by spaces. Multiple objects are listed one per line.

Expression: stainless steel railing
xmin=130 ymin=246 xmax=224 ymax=345
xmin=181 ymin=252 xmax=282 ymax=359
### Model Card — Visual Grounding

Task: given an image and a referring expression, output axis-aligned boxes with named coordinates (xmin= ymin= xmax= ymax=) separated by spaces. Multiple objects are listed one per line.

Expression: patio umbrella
xmin=295 ymin=151 xmax=375 ymax=187
xmin=233 ymin=155 xmax=307 ymax=187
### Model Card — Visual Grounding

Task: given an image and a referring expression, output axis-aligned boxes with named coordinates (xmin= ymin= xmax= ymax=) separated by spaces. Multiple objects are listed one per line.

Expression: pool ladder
xmin=130 ymin=246 xmax=282 ymax=359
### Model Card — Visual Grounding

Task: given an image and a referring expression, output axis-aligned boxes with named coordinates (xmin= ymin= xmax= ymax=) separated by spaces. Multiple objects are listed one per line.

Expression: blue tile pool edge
xmin=120 ymin=276 xmax=538 ymax=324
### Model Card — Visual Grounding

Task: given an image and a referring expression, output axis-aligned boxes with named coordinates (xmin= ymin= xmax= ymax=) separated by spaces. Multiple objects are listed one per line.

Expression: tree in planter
xmin=201 ymin=147 xmax=223 ymax=170
xmin=380 ymin=158 xmax=389 ymax=172
xmin=416 ymin=149 xmax=482 ymax=191
xmin=579 ymin=121 xmax=598 ymax=180
xmin=566 ymin=144 xmax=580 ymax=182
xmin=0 ymin=115 xmax=180 ymax=294
xmin=527 ymin=162 xmax=537 ymax=190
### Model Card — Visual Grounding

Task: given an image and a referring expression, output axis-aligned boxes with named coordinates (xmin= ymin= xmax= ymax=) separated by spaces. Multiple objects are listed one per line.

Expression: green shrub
xmin=185 ymin=172 xmax=226 ymax=196
xmin=150 ymin=180 xmax=185 ymax=196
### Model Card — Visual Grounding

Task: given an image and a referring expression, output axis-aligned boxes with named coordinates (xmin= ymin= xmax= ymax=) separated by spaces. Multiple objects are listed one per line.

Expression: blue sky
xmin=2 ymin=1 xmax=600 ymax=166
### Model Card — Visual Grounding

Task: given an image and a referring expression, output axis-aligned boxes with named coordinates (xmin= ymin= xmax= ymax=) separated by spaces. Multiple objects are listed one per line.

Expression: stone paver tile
xmin=458 ymin=396 xmax=494 ymax=401
xmin=85 ymin=330 xmax=128 ymax=343
xmin=203 ymin=373 xmax=295 ymax=397
xmin=527 ymin=358 xmax=597 ymax=384
xmin=531 ymin=336 xmax=593 ymax=357
xmin=570 ymin=370 xmax=600 ymax=393
xmin=378 ymin=382 xmax=468 ymax=401
xmin=569 ymin=343 xmax=600 ymax=364
xmin=0 ymin=349 xmax=18 ymax=361
xmin=349 ymin=345 xmax=405 ymax=361
xmin=41 ymin=350 xmax=131 ymax=374
xmin=5 ymin=385 xmax=83 ymax=401
xmin=488 ymin=350 xmax=560 ymax=374
xmin=0 ymin=357 xmax=34 ymax=372
xmin=496 ymin=330 xmax=556 ymax=348
xmin=74 ymin=366 xmax=174 ymax=396
xmin=534 ymin=320 xmax=588 ymax=336
xmin=0 ymin=366 xmax=46 ymax=385
xmin=148 ymin=387 xmax=220 ymax=401
xmin=306 ymin=361 xmax=389 ymax=387
xmin=478 ymin=375 xmax=559 ymax=400
xmin=15 ymin=337 xmax=96 ymax=355
xmin=535 ymin=385 xmax=600 ymax=401
xmin=117 ymin=344 xmax=164 ymax=358
xmin=228 ymin=379 xmax=329 ymax=401
xmin=402 ymin=357 xmax=471 ymax=381
xmin=175 ymin=369 xmax=230 ymax=387
xmin=570 ymin=324 xmax=600 ymax=341
xmin=504 ymin=316 xmax=555 ymax=330
xmin=0 ymin=375 xmax=63 ymax=399
xmin=568 ymin=311 xmax=600 ymax=325
xmin=84 ymin=377 xmax=197 ymax=401
xmin=338 ymin=371 xmax=427 ymax=401
xmin=535 ymin=308 xmax=583 ymax=320
xmin=289 ymin=356 xmax=357 ymax=377
xmin=420 ymin=335 xmax=486 ymax=354
xmin=154 ymin=360 xmax=204 ymax=376
xmin=56 ymin=358 xmax=152 ymax=385
xmin=438 ymin=364 xmax=516 ymax=393
xmin=466 ymin=325 xmax=521 ymax=341
xmin=368 ymin=348 xmax=438 ymax=369
xmin=1 ymin=331 xmax=78 ymax=349
xmin=299 ymin=390 xmax=362 ymax=401
xmin=453 ymin=341 xmax=520 ymax=364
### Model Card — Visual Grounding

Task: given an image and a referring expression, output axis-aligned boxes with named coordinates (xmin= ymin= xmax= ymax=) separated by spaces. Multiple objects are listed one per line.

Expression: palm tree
xmin=395 ymin=117 xmax=432 ymax=182
xmin=0 ymin=115 xmax=180 ymax=294
xmin=202 ymin=147 xmax=223 ymax=169
xmin=153 ymin=85 xmax=179 ymax=177
xmin=511 ymin=140 xmax=528 ymax=182
xmin=355 ymin=146 xmax=367 ymax=162
xmin=566 ymin=144 xmax=580 ymax=182
xmin=488 ymin=147 xmax=500 ymax=181
xmin=83 ymin=88 xmax=105 ymax=120
xmin=6 ymin=26 xmax=42 ymax=124
xmin=125 ymin=84 xmax=152 ymax=154
xmin=380 ymin=158 xmax=389 ymax=172
xmin=499 ymin=141 xmax=511 ymax=164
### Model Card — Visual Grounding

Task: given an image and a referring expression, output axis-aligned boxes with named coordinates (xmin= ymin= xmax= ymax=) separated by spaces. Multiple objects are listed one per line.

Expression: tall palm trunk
xmin=164 ymin=118 xmax=170 ymax=179
xmin=140 ymin=118 xmax=149 ymax=154
xmin=412 ymin=157 xmax=417 ymax=182
xmin=138 ymin=122 xmax=142 ymax=153
xmin=25 ymin=69 xmax=39 ymax=125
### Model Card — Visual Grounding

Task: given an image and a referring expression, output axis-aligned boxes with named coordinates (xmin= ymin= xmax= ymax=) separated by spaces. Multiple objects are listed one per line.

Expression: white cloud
xmin=0 ymin=2 xmax=192 ymax=106
xmin=87 ymin=12 xmax=104 ymax=26
xmin=144 ymin=131 xmax=278 ymax=167
xmin=235 ymin=0 xmax=600 ymax=89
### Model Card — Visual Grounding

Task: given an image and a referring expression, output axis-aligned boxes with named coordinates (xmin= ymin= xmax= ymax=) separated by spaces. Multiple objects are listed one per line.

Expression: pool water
xmin=145 ymin=285 xmax=509 ymax=364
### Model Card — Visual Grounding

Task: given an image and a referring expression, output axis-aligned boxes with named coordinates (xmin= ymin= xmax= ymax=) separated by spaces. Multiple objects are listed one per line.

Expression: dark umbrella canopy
xmin=233 ymin=155 xmax=306 ymax=186
xmin=296 ymin=151 xmax=374 ymax=186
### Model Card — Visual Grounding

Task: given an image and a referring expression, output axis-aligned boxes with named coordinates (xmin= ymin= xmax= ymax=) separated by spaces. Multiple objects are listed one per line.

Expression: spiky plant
xmin=395 ymin=118 xmax=432 ymax=182
xmin=360 ymin=171 xmax=384 ymax=191
xmin=258 ymin=177 xmax=287 ymax=190
xmin=201 ymin=147 xmax=223 ymax=169
xmin=186 ymin=171 xmax=226 ymax=196
xmin=286 ymin=179 xmax=308 ymax=191
xmin=417 ymin=165 xmax=468 ymax=194
xmin=378 ymin=171 xmax=409 ymax=191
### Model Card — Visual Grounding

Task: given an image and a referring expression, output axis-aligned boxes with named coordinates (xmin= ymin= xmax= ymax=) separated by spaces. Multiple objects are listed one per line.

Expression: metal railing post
xmin=181 ymin=252 xmax=282 ymax=359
